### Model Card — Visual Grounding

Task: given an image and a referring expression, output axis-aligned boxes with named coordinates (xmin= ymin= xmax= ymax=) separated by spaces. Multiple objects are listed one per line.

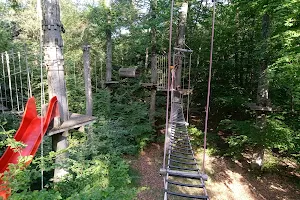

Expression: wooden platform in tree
xmin=105 ymin=81 xmax=119 ymax=85
xmin=157 ymin=88 xmax=168 ymax=92
xmin=157 ymin=88 xmax=193 ymax=95
xmin=247 ymin=103 xmax=273 ymax=112
xmin=141 ymin=83 xmax=157 ymax=89
xmin=119 ymin=68 xmax=139 ymax=78
xmin=47 ymin=113 xmax=97 ymax=136
xmin=178 ymin=89 xmax=193 ymax=95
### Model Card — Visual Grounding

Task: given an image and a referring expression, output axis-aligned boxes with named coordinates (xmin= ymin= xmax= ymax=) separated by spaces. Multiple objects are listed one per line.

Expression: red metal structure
xmin=0 ymin=96 xmax=58 ymax=199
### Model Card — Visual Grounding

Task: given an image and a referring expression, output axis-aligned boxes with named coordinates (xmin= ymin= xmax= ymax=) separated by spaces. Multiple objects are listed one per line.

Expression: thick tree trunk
xmin=105 ymin=1 xmax=112 ymax=82
xmin=175 ymin=2 xmax=188 ymax=87
xmin=42 ymin=0 xmax=68 ymax=182
xmin=149 ymin=0 xmax=157 ymax=125
xmin=106 ymin=29 xmax=112 ymax=82
xmin=253 ymin=13 xmax=271 ymax=169
xmin=83 ymin=45 xmax=92 ymax=116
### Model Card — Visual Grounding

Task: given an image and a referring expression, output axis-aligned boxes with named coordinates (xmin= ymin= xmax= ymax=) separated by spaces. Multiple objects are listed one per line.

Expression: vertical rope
xmin=0 ymin=53 xmax=3 ymax=112
xmin=6 ymin=52 xmax=13 ymax=110
xmin=202 ymin=0 xmax=216 ymax=173
xmin=100 ymin=59 xmax=103 ymax=88
xmin=159 ymin=56 xmax=161 ymax=88
xmin=160 ymin=56 xmax=162 ymax=88
xmin=18 ymin=52 xmax=24 ymax=111
xmin=1 ymin=53 xmax=8 ymax=107
xmin=165 ymin=55 xmax=167 ymax=89
xmin=12 ymin=49 xmax=20 ymax=112
xmin=163 ymin=0 xmax=174 ymax=170
xmin=186 ymin=53 xmax=192 ymax=123
xmin=163 ymin=1 xmax=174 ymax=199
xmin=157 ymin=56 xmax=160 ymax=88
xmin=25 ymin=45 xmax=32 ymax=98
xmin=95 ymin=58 xmax=98 ymax=93
xmin=37 ymin=0 xmax=44 ymax=189
xmin=0 ymin=85 xmax=3 ymax=113
xmin=183 ymin=53 xmax=186 ymax=91
xmin=182 ymin=53 xmax=186 ymax=106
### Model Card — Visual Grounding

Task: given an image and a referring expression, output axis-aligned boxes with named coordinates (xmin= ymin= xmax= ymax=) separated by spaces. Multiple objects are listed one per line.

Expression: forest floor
xmin=128 ymin=142 xmax=300 ymax=200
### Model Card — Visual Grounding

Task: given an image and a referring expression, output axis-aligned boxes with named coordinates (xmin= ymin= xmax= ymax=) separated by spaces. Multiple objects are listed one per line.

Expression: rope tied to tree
xmin=202 ymin=0 xmax=216 ymax=174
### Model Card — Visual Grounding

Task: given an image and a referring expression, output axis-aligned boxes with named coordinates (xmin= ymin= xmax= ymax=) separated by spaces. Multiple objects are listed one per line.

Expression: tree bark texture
xmin=253 ymin=13 xmax=271 ymax=169
xmin=42 ymin=0 xmax=69 ymax=182
xmin=175 ymin=2 xmax=188 ymax=87
xmin=149 ymin=0 xmax=157 ymax=124
xmin=83 ymin=45 xmax=92 ymax=116
xmin=105 ymin=1 xmax=112 ymax=82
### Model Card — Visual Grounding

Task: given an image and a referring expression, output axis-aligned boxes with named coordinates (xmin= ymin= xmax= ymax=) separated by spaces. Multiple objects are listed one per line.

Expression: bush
xmin=218 ymin=115 xmax=295 ymax=159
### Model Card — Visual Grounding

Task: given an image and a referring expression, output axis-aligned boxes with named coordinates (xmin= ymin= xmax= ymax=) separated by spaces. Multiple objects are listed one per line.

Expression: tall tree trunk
xmin=175 ymin=2 xmax=188 ymax=87
xmin=144 ymin=47 xmax=149 ymax=69
xmin=42 ymin=0 xmax=68 ymax=182
xmin=253 ymin=13 xmax=271 ymax=169
xmin=83 ymin=45 xmax=92 ymax=116
xmin=149 ymin=0 xmax=157 ymax=125
xmin=105 ymin=0 xmax=112 ymax=82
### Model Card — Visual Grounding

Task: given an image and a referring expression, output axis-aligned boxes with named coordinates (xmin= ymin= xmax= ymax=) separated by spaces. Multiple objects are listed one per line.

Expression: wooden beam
xmin=105 ymin=81 xmax=119 ymax=85
xmin=141 ymin=83 xmax=157 ymax=88
xmin=160 ymin=169 xmax=208 ymax=181
xmin=47 ymin=113 xmax=97 ymax=136
xmin=174 ymin=47 xmax=193 ymax=53
xmin=247 ymin=103 xmax=272 ymax=112
xmin=178 ymin=89 xmax=193 ymax=95
xmin=119 ymin=68 xmax=139 ymax=78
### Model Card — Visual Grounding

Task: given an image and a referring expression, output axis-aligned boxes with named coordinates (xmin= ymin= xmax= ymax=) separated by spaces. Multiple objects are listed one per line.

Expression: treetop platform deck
xmin=247 ymin=103 xmax=273 ymax=112
xmin=141 ymin=83 xmax=157 ymax=88
xmin=105 ymin=81 xmax=119 ymax=85
xmin=47 ymin=113 xmax=97 ymax=136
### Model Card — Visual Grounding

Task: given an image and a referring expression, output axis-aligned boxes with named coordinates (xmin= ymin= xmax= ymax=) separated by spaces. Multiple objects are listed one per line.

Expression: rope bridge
xmin=161 ymin=100 xmax=209 ymax=199
xmin=160 ymin=1 xmax=216 ymax=198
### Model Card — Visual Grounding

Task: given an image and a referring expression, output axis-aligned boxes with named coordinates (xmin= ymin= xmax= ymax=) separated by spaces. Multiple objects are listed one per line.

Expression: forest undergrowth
xmin=0 ymin=80 xmax=154 ymax=200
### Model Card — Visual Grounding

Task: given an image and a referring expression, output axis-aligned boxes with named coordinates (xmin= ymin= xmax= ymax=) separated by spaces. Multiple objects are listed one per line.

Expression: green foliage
xmin=261 ymin=151 xmax=281 ymax=172
xmin=1 ymin=0 xmax=299 ymax=198
xmin=4 ymin=129 xmax=138 ymax=200
xmin=55 ymin=155 xmax=136 ymax=200
xmin=218 ymin=116 xmax=296 ymax=159
xmin=92 ymin=80 xmax=154 ymax=155
xmin=0 ymin=114 xmax=21 ymax=155
xmin=188 ymin=126 xmax=203 ymax=147
xmin=11 ymin=190 xmax=62 ymax=200
xmin=0 ymin=113 xmax=20 ymax=130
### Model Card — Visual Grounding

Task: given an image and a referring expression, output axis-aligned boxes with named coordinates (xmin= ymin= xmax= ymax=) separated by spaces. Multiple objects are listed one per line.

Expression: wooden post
xmin=149 ymin=0 xmax=157 ymax=125
xmin=82 ymin=45 xmax=92 ymax=116
xmin=42 ymin=0 xmax=69 ymax=182
xmin=175 ymin=2 xmax=188 ymax=87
